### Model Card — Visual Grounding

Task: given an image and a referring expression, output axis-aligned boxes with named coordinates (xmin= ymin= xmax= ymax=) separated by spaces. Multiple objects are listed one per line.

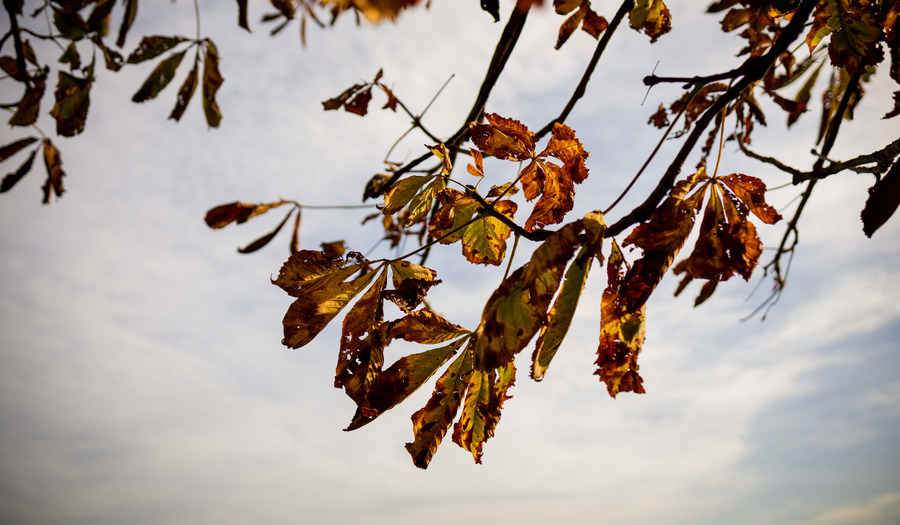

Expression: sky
xmin=1 ymin=1 xmax=899 ymax=524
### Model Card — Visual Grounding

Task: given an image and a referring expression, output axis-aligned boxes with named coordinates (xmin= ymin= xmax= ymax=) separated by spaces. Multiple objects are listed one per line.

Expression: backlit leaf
xmin=382 ymin=175 xmax=433 ymax=215
xmin=384 ymin=260 xmax=441 ymax=313
xmin=204 ymin=200 xmax=290 ymax=229
xmin=116 ymin=0 xmax=139 ymax=47
xmin=0 ymin=148 xmax=37 ymax=194
xmin=41 ymin=139 xmax=65 ymax=204
xmin=132 ymin=49 xmax=186 ymax=103
xmin=388 ymin=308 xmax=469 ymax=344
xmin=346 ymin=338 xmax=465 ymax=431
xmin=335 ymin=269 xmax=389 ymax=404
xmin=406 ymin=346 xmax=473 ymax=469
xmin=629 ymin=0 xmax=672 ymax=43
xmin=719 ymin=173 xmax=782 ymax=224
xmin=8 ymin=75 xmax=45 ymax=127
xmin=452 ymin=363 xmax=515 ymax=464
xmin=531 ymin=245 xmax=592 ymax=381
xmin=461 ymin=199 xmax=517 ymax=266
xmin=469 ymin=113 xmax=536 ymax=161
xmin=237 ymin=209 xmax=294 ymax=254
xmin=53 ymin=9 xmax=88 ymax=41
xmin=169 ymin=54 xmax=198 ymax=121
xmin=0 ymin=137 xmax=38 ymax=162
xmin=808 ymin=0 xmax=884 ymax=74
xmin=596 ymin=241 xmax=647 ymax=396
xmin=861 ymin=159 xmax=900 ymax=237
xmin=50 ymin=71 xmax=92 ymax=136
xmin=126 ymin=36 xmax=187 ymax=64
xmin=201 ymin=40 xmax=223 ymax=128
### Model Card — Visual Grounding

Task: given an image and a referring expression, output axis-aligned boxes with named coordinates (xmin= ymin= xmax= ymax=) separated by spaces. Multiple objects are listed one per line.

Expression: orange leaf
xmin=719 ymin=173 xmax=782 ymax=224
xmin=469 ymin=113 xmax=535 ymax=161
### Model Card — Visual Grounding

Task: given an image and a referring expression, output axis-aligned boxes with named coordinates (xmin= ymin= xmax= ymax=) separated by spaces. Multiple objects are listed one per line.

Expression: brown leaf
xmin=41 ymin=139 xmax=65 ymax=204
xmin=556 ymin=3 xmax=587 ymax=50
xmin=452 ymin=362 xmax=515 ymax=464
xmin=204 ymin=200 xmax=289 ymax=229
xmin=237 ymin=209 xmax=294 ymax=254
xmin=335 ymin=269 xmax=389 ymax=404
xmin=467 ymin=149 xmax=485 ymax=178
xmin=0 ymin=137 xmax=38 ymax=163
xmin=861 ymin=159 xmax=900 ymax=237
xmin=126 ymin=36 xmax=187 ymax=64
xmin=0 ymin=55 xmax=25 ymax=81
xmin=8 ymin=74 xmax=46 ymax=127
xmin=346 ymin=338 xmax=464 ymax=431
xmin=116 ymin=0 xmax=139 ymax=47
xmin=719 ymin=173 xmax=782 ymax=224
xmin=405 ymin=346 xmax=473 ymax=469
xmin=51 ymin=71 xmax=92 ymax=136
xmin=469 ymin=113 xmax=535 ymax=161
xmin=169 ymin=54 xmax=198 ymax=121
xmin=596 ymin=241 xmax=647 ymax=396
xmin=236 ymin=0 xmax=250 ymax=30
xmin=581 ymin=8 xmax=608 ymax=38
xmin=629 ymin=0 xmax=671 ymax=43
xmin=132 ymin=49 xmax=185 ymax=103
xmin=202 ymin=40 xmax=223 ymax=128
xmin=388 ymin=308 xmax=469 ymax=344
xmin=0 ymin=148 xmax=37 ymax=194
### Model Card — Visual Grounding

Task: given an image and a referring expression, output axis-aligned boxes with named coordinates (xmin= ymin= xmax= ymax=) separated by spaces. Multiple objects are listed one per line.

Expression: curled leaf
xmin=205 ymin=200 xmax=289 ymax=228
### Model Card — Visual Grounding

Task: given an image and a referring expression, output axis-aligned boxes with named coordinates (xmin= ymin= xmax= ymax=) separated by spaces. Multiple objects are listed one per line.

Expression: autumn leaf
xmin=596 ymin=241 xmax=647 ymax=396
xmin=406 ymin=346 xmax=473 ymax=469
xmin=719 ymin=173 xmax=782 ymax=225
xmin=388 ymin=308 xmax=469 ymax=344
xmin=320 ymin=0 xmax=423 ymax=22
xmin=861 ymin=159 xmax=900 ymax=237
xmin=132 ymin=49 xmax=186 ymax=103
xmin=346 ymin=337 xmax=466 ymax=431
xmin=452 ymin=362 xmax=515 ymax=464
xmin=382 ymin=174 xmax=446 ymax=226
xmin=470 ymin=221 xmax=583 ymax=371
xmin=126 ymin=36 xmax=188 ymax=64
xmin=629 ymin=0 xmax=672 ymax=43
xmin=0 ymin=137 xmax=38 ymax=163
xmin=276 ymin=251 xmax=378 ymax=349
xmin=807 ymin=0 xmax=884 ymax=74
xmin=469 ymin=113 xmax=535 ymax=161
xmin=427 ymin=188 xmax=517 ymax=265
xmin=467 ymin=149 xmax=485 ymax=178
xmin=237 ymin=208 xmax=295 ymax=254
xmin=116 ymin=0 xmax=139 ymax=47
xmin=0 ymin=148 xmax=37 ymax=194
xmin=383 ymin=260 xmax=441 ymax=313
xmin=41 ymin=139 xmax=65 ymax=204
xmin=236 ymin=0 xmax=250 ymax=31
xmin=335 ymin=269 xmax=389 ymax=405
xmin=481 ymin=0 xmax=500 ymax=21
xmin=204 ymin=200 xmax=290 ymax=228
xmin=555 ymin=1 xmax=608 ymax=49
xmin=51 ymin=71 xmax=92 ymax=136
xmin=8 ymin=74 xmax=46 ymax=127
xmin=169 ymin=54 xmax=199 ymax=121
xmin=202 ymin=40 xmax=224 ymax=128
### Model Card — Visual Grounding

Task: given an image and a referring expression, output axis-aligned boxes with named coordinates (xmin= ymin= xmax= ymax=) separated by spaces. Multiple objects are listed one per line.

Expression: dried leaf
xmin=126 ymin=35 xmax=187 ymax=64
xmin=388 ymin=308 xmax=469 ymax=344
xmin=406 ymin=346 xmax=473 ymax=469
xmin=116 ymin=0 xmax=139 ymax=47
xmin=169 ymin=54 xmax=199 ymax=121
xmin=384 ymin=260 xmax=441 ymax=312
xmin=531 ymin=245 xmax=593 ymax=381
xmin=596 ymin=241 xmax=647 ymax=396
xmin=41 ymin=139 xmax=65 ymax=204
xmin=0 ymin=137 xmax=38 ymax=162
xmin=556 ymin=3 xmax=587 ymax=50
xmin=53 ymin=9 xmax=88 ymax=41
xmin=861 ymin=159 xmax=900 ymax=237
xmin=202 ymin=40 xmax=223 ymax=128
xmin=205 ymin=201 xmax=289 ymax=228
xmin=428 ymin=143 xmax=452 ymax=175
xmin=0 ymin=56 xmax=24 ymax=81
xmin=237 ymin=209 xmax=294 ymax=254
xmin=50 ymin=71 xmax=92 ymax=136
xmin=467 ymin=149 xmax=485 ymax=178
xmin=8 ymin=75 xmax=46 ymax=127
xmin=719 ymin=173 xmax=782 ymax=224
xmin=629 ymin=0 xmax=672 ymax=43
xmin=808 ymin=0 xmax=884 ymax=74
xmin=469 ymin=113 xmax=536 ymax=161
xmin=581 ymin=8 xmax=608 ymax=38
xmin=452 ymin=362 xmax=515 ymax=464
xmin=481 ymin=0 xmax=500 ymax=21
xmin=335 ymin=269 xmax=389 ymax=404
xmin=0 ymin=148 xmax=37 ymax=194
xmin=382 ymin=175 xmax=433 ymax=215
xmin=236 ymin=0 xmax=250 ymax=30
xmin=132 ymin=50 xmax=186 ymax=103
xmin=347 ymin=338 xmax=465 ymax=431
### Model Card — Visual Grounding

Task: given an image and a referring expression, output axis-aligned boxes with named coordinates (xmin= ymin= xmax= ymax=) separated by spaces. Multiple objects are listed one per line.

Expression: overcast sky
xmin=1 ymin=1 xmax=899 ymax=524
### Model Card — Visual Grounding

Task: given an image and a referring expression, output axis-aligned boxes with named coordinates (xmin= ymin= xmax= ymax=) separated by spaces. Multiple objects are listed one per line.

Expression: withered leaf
xmin=53 ymin=9 xmax=88 ymax=41
xmin=205 ymin=200 xmax=289 ymax=229
xmin=277 ymin=252 xmax=378 ymax=349
xmin=86 ymin=0 xmax=115 ymax=36
xmin=486 ymin=182 xmax=519 ymax=198
xmin=532 ymin=245 xmax=593 ymax=381
xmin=461 ymin=199 xmax=517 ymax=266
xmin=59 ymin=42 xmax=80 ymax=70
xmin=346 ymin=337 xmax=465 ymax=431
xmin=719 ymin=173 xmax=782 ymax=224
xmin=0 ymin=148 xmax=37 ymax=194
xmin=41 ymin=139 xmax=65 ymax=204
xmin=384 ymin=260 xmax=440 ymax=312
xmin=481 ymin=0 xmax=500 ymax=21
xmin=116 ymin=0 xmax=139 ymax=47
xmin=335 ymin=269 xmax=389 ymax=405
xmin=429 ymin=143 xmax=452 ymax=175
xmin=581 ymin=8 xmax=609 ymax=38
xmin=126 ymin=36 xmax=187 ymax=64
xmin=468 ymin=149 xmax=485 ymax=178
xmin=132 ymin=49 xmax=186 ymax=103
xmin=861 ymin=159 xmax=900 ymax=237
xmin=91 ymin=36 xmax=124 ymax=71
xmin=0 ymin=137 xmax=38 ymax=163
xmin=471 ymin=222 xmax=583 ymax=371
xmin=382 ymin=175 xmax=433 ymax=215
xmin=8 ymin=75 xmax=46 ymax=127
xmin=556 ymin=3 xmax=588 ymax=50
xmin=50 ymin=71 xmax=92 ymax=136
xmin=236 ymin=0 xmax=250 ymax=30
xmin=389 ymin=308 xmax=469 ymax=344
xmin=808 ymin=0 xmax=884 ymax=74
xmin=201 ymin=40 xmax=223 ymax=128
xmin=237 ymin=208 xmax=294 ymax=254
xmin=452 ymin=362 xmax=515 ymax=464
xmin=169 ymin=54 xmax=198 ymax=121
xmin=596 ymin=241 xmax=647 ymax=396
xmin=0 ymin=56 xmax=24 ymax=81
xmin=629 ymin=0 xmax=672 ymax=43
xmin=469 ymin=113 xmax=536 ymax=161
xmin=290 ymin=206 xmax=302 ymax=253
xmin=406 ymin=346 xmax=473 ymax=469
